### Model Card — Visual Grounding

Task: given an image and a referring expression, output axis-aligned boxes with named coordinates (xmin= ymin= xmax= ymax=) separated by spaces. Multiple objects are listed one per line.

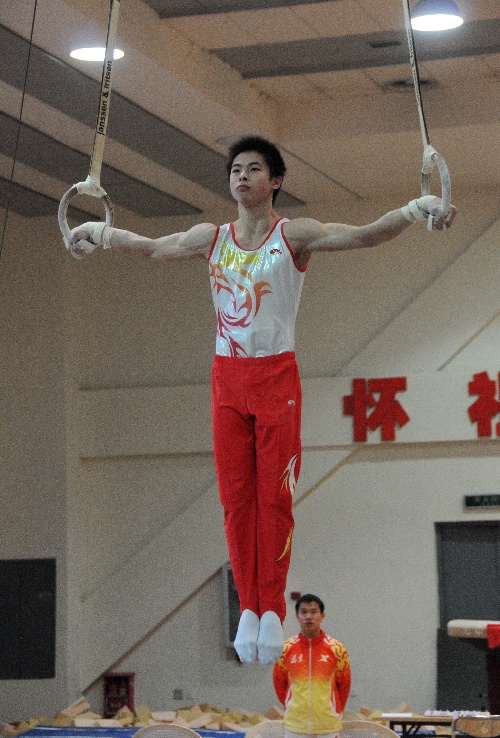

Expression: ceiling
xmin=0 ymin=0 xmax=499 ymax=225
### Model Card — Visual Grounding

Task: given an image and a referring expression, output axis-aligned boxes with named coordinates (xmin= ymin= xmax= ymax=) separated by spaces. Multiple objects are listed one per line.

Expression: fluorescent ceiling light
xmin=70 ymin=47 xmax=124 ymax=61
xmin=411 ymin=0 xmax=463 ymax=31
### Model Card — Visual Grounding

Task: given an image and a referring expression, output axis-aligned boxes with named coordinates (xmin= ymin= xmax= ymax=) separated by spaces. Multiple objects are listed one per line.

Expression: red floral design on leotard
xmin=209 ymin=244 xmax=272 ymax=357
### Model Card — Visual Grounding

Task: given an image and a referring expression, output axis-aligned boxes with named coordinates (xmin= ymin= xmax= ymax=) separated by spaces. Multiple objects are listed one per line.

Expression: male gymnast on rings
xmin=68 ymin=135 xmax=457 ymax=665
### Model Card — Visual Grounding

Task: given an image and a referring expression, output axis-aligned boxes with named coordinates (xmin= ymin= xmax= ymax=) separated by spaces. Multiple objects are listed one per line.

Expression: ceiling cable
xmin=0 ymin=0 xmax=39 ymax=261
xmin=402 ymin=0 xmax=451 ymax=224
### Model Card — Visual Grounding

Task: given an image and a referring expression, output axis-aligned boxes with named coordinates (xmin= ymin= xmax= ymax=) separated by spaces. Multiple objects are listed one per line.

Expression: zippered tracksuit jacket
xmin=273 ymin=630 xmax=351 ymax=735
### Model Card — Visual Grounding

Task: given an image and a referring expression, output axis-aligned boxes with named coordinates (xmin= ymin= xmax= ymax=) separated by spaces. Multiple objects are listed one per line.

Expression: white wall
xmin=3 ymin=190 xmax=500 ymax=721
xmin=0 ymin=214 xmax=69 ymax=719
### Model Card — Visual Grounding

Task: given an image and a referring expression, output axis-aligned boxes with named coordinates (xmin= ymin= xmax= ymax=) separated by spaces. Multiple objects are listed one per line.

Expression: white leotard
xmin=208 ymin=218 xmax=306 ymax=358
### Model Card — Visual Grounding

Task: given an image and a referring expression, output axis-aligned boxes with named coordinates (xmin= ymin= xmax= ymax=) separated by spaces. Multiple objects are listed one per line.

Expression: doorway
xmin=436 ymin=521 xmax=500 ymax=710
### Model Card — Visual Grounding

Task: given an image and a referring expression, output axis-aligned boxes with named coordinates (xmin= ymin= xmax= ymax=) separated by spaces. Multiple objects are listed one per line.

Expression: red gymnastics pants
xmin=211 ymin=351 xmax=302 ymax=623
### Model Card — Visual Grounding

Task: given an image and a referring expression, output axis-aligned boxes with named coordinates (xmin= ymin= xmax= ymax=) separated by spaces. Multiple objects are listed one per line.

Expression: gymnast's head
xmin=294 ymin=593 xmax=325 ymax=614
xmin=226 ymin=135 xmax=287 ymax=204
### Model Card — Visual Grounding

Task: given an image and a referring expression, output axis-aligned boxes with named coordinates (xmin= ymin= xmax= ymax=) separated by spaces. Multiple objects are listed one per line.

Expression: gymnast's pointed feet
xmin=257 ymin=610 xmax=284 ymax=665
xmin=234 ymin=609 xmax=259 ymax=663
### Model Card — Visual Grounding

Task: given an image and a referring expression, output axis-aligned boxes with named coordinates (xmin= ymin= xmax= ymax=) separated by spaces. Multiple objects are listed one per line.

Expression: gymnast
xmin=67 ymin=135 xmax=457 ymax=665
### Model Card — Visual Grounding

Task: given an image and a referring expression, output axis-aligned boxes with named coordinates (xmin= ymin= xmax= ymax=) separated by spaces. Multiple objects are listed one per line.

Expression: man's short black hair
xmin=295 ymin=593 xmax=325 ymax=614
xmin=226 ymin=135 xmax=286 ymax=204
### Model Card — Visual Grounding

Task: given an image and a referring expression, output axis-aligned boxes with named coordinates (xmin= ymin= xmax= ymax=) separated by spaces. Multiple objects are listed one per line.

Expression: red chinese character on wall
xmin=343 ymin=377 xmax=410 ymax=442
xmin=468 ymin=371 xmax=500 ymax=437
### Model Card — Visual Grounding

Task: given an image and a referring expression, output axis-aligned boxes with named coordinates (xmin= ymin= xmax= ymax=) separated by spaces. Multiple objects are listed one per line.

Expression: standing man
xmin=273 ymin=594 xmax=351 ymax=738
xmin=68 ymin=135 xmax=456 ymax=666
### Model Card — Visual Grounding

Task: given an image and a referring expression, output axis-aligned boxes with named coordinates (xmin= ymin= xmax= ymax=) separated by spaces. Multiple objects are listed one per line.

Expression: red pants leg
xmin=212 ymin=353 xmax=302 ymax=622
xmin=212 ymin=359 xmax=259 ymax=615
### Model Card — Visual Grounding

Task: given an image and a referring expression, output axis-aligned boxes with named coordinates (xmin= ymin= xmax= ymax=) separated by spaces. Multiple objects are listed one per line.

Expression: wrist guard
xmin=401 ymin=195 xmax=437 ymax=223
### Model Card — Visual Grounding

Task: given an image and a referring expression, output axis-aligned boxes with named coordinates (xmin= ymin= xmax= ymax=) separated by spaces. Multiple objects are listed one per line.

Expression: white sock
xmin=234 ymin=609 xmax=259 ymax=663
xmin=257 ymin=610 xmax=284 ymax=665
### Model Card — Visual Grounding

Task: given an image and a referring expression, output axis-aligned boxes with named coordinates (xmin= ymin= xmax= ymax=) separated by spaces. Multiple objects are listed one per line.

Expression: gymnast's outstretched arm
xmin=284 ymin=195 xmax=457 ymax=268
xmin=67 ymin=221 xmax=217 ymax=261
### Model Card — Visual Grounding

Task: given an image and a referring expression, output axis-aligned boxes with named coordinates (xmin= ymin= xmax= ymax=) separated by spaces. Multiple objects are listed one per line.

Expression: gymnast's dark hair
xmin=295 ymin=593 xmax=325 ymax=614
xmin=226 ymin=135 xmax=286 ymax=204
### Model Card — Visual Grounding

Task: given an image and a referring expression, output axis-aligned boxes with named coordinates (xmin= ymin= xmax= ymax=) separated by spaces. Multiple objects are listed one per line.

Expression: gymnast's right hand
xmin=67 ymin=222 xmax=100 ymax=260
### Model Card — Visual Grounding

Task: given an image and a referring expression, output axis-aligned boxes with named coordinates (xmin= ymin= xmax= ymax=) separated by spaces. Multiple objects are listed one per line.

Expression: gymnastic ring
xmin=420 ymin=145 xmax=451 ymax=219
xmin=58 ymin=183 xmax=114 ymax=246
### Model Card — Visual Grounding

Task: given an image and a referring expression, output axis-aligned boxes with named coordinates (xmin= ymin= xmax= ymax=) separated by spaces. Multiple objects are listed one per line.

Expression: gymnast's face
xmin=229 ymin=151 xmax=282 ymax=205
xmin=296 ymin=600 xmax=325 ymax=638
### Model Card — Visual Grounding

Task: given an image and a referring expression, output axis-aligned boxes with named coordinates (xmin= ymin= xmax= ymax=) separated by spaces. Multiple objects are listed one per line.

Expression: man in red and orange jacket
xmin=273 ymin=594 xmax=351 ymax=738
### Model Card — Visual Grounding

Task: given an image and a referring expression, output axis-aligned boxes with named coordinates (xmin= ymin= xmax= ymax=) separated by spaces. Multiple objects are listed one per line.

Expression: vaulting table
xmin=447 ymin=620 xmax=500 ymax=649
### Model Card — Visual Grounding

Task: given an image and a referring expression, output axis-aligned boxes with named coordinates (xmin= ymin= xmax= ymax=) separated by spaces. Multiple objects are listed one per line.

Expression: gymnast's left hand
xmin=427 ymin=196 xmax=457 ymax=230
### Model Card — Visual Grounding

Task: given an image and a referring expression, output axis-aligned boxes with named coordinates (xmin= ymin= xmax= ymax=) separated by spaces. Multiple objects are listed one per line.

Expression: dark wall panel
xmin=0 ymin=559 xmax=56 ymax=679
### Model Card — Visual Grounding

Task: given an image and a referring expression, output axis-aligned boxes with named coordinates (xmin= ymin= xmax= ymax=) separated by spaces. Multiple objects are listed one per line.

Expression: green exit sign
xmin=465 ymin=494 xmax=500 ymax=509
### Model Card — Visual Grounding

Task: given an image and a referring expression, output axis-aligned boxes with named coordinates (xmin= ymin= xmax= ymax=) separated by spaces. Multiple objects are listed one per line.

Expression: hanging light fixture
xmin=411 ymin=0 xmax=463 ymax=31
xmin=70 ymin=47 xmax=124 ymax=61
